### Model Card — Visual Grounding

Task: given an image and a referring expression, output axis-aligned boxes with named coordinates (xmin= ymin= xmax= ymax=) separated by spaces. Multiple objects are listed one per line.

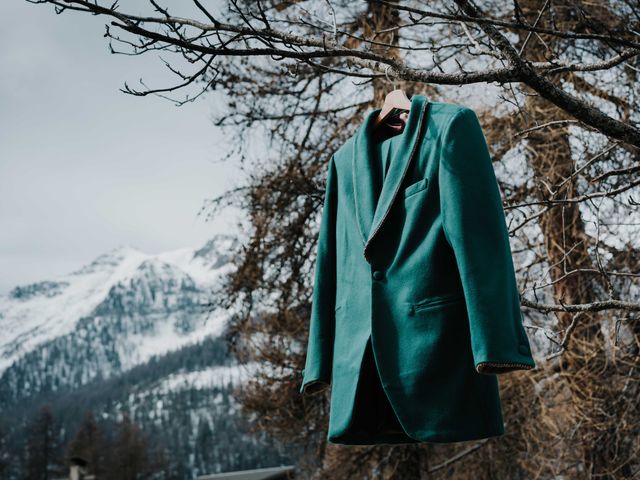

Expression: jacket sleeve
xmin=439 ymin=107 xmax=536 ymax=375
xmin=300 ymin=155 xmax=338 ymax=395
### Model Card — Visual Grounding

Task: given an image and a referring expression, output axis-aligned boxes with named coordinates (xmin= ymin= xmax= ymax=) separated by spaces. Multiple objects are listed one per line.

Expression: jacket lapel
xmin=352 ymin=94 xmax=429 ymax=260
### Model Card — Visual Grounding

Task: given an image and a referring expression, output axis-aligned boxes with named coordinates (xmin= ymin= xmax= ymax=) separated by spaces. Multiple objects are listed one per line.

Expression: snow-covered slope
xmin=0 ymin=234 xmax=300 ymax=479
xmin=0 ymin=234 xmax=237 ymax=378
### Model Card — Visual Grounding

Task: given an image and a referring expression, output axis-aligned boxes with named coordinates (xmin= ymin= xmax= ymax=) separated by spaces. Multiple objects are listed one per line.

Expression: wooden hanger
xmin=373 ymin=89 xmax=412 ymax=129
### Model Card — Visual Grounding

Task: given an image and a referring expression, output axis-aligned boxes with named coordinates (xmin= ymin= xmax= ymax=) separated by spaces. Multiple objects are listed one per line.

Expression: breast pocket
xmin=403 ymin=177 xmax=428 ymax=199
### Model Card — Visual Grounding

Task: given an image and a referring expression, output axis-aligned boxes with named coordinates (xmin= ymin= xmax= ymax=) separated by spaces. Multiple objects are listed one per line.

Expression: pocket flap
xmin=404 ymin=178 xmax=428 ymax=198
xmin=410 ymin=292 xmax=465 ymax=314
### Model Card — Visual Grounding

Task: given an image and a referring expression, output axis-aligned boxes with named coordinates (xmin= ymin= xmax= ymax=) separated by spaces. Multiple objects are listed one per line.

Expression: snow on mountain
xmin=153 ymin=362 xmax=261 ymax=394
xmin=0 ymin=234 xmax=302 ymax=479
xmin=0 ymin=234 xmax=238 ymax=376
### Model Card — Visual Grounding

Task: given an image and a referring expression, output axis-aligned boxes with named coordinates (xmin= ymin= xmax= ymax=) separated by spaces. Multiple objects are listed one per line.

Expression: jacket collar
xmin=352 ymin=94 xmax=429 ymax=261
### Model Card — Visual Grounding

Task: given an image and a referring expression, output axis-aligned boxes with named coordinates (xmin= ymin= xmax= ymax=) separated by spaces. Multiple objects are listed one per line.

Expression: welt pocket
xmin=409 ymin=292 xmax=465 ymax=315
xmin=403 ymin=178 xmax=428 ymax=198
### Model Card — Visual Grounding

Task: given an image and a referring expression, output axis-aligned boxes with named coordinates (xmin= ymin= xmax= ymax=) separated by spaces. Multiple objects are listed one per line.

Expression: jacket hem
xmin=327 ymin=424 xmax=505 ymax=445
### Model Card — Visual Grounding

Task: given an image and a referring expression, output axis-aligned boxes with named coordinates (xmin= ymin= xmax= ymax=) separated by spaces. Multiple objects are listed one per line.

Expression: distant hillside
xmin=0 ymin=235 xmax=298 ymax=479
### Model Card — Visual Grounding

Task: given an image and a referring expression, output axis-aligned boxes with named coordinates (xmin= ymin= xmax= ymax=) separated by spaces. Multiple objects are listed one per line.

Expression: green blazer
xmin=300 ymin=95 xmax=536 ymax=445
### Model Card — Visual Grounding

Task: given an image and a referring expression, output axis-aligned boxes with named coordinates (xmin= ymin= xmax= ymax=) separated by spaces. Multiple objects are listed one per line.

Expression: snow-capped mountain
xmin=0 ymin=235 xmax=296 ymax=479
xmin=0 ymin=235 xmax=235 ymax=377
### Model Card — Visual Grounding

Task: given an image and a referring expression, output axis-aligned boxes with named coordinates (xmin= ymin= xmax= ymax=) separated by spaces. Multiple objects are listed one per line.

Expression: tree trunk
xmin=517 ymin=2 xmax=634 ymax=477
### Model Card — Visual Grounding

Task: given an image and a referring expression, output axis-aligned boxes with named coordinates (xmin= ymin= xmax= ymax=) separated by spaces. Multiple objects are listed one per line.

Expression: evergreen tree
xmin=107 ymin=414 xmax=150 ymax=480
xmin=194 ymin=418 xmax=214 ymax=476
xmin=24 ymin=404 xmax=57 ymax=480
xmin=65 ymin=410 xmax=104 ymax=477
xmin=0 ymin=423 xmax=9 ymax=480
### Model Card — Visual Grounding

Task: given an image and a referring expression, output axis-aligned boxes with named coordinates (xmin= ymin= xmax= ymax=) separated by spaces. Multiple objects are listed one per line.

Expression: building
xmin=50 ymin=456 xmax=96 ymax=480
xmin=196 ymin=465 xmax=295 ymax=480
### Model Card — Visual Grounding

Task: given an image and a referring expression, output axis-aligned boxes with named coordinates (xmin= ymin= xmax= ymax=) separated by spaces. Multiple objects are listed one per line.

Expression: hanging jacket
xmin=300 ymin=94 xmax=536 ymax=445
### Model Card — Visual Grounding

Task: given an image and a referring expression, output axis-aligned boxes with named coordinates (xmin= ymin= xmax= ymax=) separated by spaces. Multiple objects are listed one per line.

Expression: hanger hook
xmin=384 ymin=65 xmax=397 ymax=90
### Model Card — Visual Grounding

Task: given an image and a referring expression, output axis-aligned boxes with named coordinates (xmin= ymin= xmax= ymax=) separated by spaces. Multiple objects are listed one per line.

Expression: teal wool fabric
xmin=300 ymin=95 xmax=536 ymax=445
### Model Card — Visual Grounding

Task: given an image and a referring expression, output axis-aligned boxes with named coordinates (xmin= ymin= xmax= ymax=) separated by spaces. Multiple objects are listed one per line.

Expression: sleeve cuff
xmin=475 ymin=361 xmax=535 ymax=375
xmin=300 ymin=379 xmax=330 ymax=395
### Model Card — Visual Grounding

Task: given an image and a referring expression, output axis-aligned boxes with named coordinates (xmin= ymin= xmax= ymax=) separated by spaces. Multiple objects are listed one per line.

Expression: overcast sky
xmin=0 ymin=1 xmax=242 ymax=294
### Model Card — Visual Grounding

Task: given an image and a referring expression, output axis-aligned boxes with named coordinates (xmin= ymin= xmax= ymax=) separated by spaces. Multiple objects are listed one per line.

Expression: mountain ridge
xmin=0 ymin=233 xmax=297 ymax=478
xmin=0 ymin=234 xmax=237 ymax=376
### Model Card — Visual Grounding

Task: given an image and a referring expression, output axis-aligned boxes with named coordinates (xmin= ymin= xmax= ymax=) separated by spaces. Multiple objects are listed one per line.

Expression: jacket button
xmin=372 ymin=270 xmax=384 ymax=280
xmin=518 ymin=344 xmax=530 ymax=355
